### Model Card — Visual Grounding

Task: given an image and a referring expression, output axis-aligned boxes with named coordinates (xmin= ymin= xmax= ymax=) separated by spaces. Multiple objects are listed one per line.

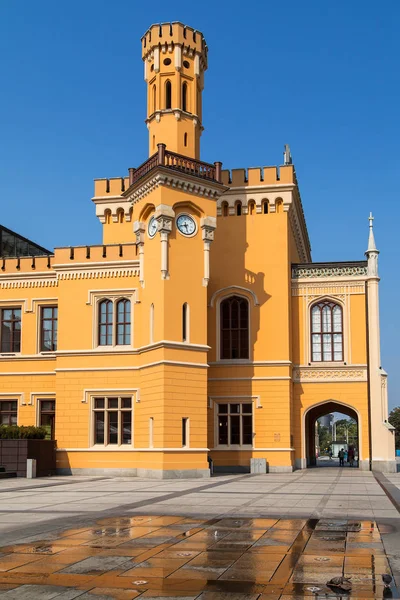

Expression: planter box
xmin=0 ymin=440 xmax=56 ymax=477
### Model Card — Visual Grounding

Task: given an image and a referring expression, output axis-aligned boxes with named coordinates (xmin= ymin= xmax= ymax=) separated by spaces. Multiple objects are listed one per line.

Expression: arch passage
xmin=305 ymin=401 xmax=359 ymax=468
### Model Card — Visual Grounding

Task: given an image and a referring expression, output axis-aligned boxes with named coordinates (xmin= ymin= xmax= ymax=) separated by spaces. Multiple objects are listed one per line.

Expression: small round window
xmin=183 ymin=60 xmax=190 ymax=69
xmin=163 ymin=58 xmax=172 ymax=66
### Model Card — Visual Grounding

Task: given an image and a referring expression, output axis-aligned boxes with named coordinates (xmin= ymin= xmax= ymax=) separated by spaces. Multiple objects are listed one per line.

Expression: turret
xmin=142 ymin=22 xmax=208 ymax=159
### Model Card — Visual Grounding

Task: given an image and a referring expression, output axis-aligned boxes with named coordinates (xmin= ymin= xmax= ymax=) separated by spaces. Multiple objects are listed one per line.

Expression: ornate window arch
xmin=116 ymin=299 xmax=131 ymax=345
xmin=311 ymin=300 xmax=343 ymax=362
xmin=98 ymin=300 xmax=113 ymax=346
xmin=220 ymin=295 xmax=249 ymax=360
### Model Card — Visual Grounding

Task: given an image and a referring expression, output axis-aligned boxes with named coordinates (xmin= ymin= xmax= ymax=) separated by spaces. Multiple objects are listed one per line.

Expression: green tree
xmin=317 ymin=423 xmax=332 ymax=454
xmin=335 ymin=418 xmax=358 ymax=445
xmin=389 ymin=407 xmax=400 ymax=449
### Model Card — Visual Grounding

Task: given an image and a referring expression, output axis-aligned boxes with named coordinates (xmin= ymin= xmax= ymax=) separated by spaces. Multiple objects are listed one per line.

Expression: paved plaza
xmin=0 ymin=468 xmax=399 ymax=598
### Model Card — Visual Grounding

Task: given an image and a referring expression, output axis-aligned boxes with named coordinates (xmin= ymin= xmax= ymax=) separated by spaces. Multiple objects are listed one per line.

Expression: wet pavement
xmin=0 ymin=469 xmax=398 ymax=598
xmin=0 ymin=516 xmax=398 ymax=598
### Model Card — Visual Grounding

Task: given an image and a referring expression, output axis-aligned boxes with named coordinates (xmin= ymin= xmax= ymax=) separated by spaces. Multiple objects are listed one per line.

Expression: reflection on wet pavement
xmin=0 ymin=516 xmax=397 ymax=599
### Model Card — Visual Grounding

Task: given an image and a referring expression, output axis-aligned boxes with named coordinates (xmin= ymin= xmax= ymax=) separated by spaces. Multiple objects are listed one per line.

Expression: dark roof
xmin=0 ymin=224 xmax=52 ymax=258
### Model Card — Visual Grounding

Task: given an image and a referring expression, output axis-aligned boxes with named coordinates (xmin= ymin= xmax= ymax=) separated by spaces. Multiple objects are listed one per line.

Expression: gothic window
xmin=116 ymin=299 xmax=131 ymax=345
xmin=165 ymin=80 xmax=172 ymax=109
xmin=236 ymin=202 xmax=242 ymax=216
xmin=311 ymin=300 xmax=343 ymax=362
xmin=220 ymin=296 xmax=249 ymax=360
xmin=221 ymin=201 xmax=228 ymax=216
xmin=98 ymin=300 xmax=113 ymax=346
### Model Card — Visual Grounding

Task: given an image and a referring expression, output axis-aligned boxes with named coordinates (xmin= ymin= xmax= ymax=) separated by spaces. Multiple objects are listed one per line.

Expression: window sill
xmin=308 ymin=361 xmax=346 ymax=367
xmin=212 ymin=445 xmax=254 ymax=451
xmin=214 ymin=359 xmax=252 ymax=365
xmin=91 ymin=444 xmax=134 ymax=450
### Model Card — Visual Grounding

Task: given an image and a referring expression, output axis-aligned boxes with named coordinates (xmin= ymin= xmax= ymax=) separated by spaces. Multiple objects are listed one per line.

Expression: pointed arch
xmin=152 ymin=84 xmax=156 ymax=112
xmin=182 ymin=81 xmax=188 ymax=112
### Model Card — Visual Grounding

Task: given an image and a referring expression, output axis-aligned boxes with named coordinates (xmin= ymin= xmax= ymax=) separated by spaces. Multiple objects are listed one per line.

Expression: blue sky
xmin=1 ymin=1 xmax=399 ymax=409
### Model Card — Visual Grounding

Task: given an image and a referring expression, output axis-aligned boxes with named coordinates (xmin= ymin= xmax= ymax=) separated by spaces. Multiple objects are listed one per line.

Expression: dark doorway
xmin=305 ymin=402 xmax=359 ymax=468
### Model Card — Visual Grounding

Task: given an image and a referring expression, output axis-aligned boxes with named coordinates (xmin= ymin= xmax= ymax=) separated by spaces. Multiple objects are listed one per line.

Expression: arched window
xmin=116 ymin=299 xmax=131 ymax=345
xmin=182 ymin=82 xmax=188 ymax=111
xmin=262 ymin=200 xmax=269 ymax=214
xmin=152 ymin=84 xmax=156 ymax=112
xmin=104 ymin=210 xmax=111 ymax=225
xmin=248 ymin=201 xmax=255 ymax=215
xmin=98 ymin=300 xmax=113 ymax=346
xmin=117 ymin=209 xmax=124 ymax=224
xmin=221 ymin=201 xmax=228 ymax=216
xmin=220 ymin=296 xmax=249 ymax=360
xmin=184 ymin=132 xmax=188 ymax=147
xmin=165 ymin=80 xmax=172 ymax=109
xmin=182 ymin=302 xmax=189 ymax=342
xmin=311 ymin=301 xmax=343 ymax=362
xmin=236 ymin=202 xmax=242 ymax=216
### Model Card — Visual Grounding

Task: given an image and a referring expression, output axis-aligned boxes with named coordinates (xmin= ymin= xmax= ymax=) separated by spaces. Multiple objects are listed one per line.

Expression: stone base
xmin=295 ymin=458 xmax=307 ymax=470
xmin=268 ymin=465 xmax=294 ymax=473
xmin=57 ymin=467 xmax=210 ymax=479
xmin=358 ymin=460 xmax=370 ymax=471
xmin=250 ymin=458 xmax=267 ymax=474
xmin=371 ymin=460 xmax=397 ymax=474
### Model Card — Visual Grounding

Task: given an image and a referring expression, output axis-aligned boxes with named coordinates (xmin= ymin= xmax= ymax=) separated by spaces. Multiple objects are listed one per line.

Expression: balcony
xmin=128 ymin=144 xmax=222 ymax=188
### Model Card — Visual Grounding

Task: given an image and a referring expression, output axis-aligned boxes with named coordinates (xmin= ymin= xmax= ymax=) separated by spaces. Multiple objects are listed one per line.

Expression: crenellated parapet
xmin=142 ymin=22 xmax=207 ymax=69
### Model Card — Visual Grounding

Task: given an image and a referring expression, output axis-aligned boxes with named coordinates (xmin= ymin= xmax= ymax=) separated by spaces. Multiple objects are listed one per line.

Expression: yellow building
xmin=0 ymin=22 xmax=396 ymax=477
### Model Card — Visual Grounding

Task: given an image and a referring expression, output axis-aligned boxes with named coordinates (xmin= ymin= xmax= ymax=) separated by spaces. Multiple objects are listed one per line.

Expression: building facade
xmin=0 ymin=22 xmax=395 ymax=477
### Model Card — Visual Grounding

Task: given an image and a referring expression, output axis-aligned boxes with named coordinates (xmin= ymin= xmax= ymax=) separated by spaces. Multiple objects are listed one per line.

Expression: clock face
xmin=176 ymin=214 xmax=196 ymax=236
xmin=148 ymin=216 xmax=157 ymax=238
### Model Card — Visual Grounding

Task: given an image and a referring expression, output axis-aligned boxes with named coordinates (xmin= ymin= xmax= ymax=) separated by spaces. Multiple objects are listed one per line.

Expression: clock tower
xmin=119 ymin=23 xmax=226 ymax=477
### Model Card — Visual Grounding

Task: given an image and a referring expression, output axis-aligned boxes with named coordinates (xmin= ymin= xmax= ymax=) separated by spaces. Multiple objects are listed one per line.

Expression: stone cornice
xmin=292 ymin=262 xmax=368 ymax=280
xmin=293 ymin=365 xmax=367 ymax=383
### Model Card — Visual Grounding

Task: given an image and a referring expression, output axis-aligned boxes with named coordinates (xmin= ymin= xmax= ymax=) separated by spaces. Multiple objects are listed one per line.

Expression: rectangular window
xmin=39 ymin=399 xmax=55 ymax=439
xmin=0 ymin=400 xmax=17 ymax=425
xmin=217 ymin=402 xmax=253 ymax=447
xmin=182 ymin=417 xmax=189 ymax=447
xmin=93 ymin=396 xmax=132 ymax=446
xmin=40 ymin=306 xmax=58 ymax=352
xmin=1 ymin=308 xmax=21 ymax=353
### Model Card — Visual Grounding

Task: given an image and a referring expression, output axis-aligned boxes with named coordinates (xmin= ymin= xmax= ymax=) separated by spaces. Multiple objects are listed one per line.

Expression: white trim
xmin=56 ymin=360 xmax=208 ymax=373
xmin=307 ymin=295 xmax=348 ymax=365
xmin=210 ymin=448 xmax=295 ymax=452
xmin=56 ymin=447 xmax=209 ymax=452
xmin=92 ymin=292 xmax=135 ymax=349
xmin=301 ymin=399 xmax=363 ymax=463
xmin=30 ymin=391 xmax=55 ymax=408
xmin=215 ymin=293 xmax=252 ymax=362
xmin=89 ymin=391 xmax=137 ymax=448
xmin=208 ymin=377 xmax=291 ymax=381
xmin=82 ymin=388 xmax=139 ymax=404
xmin=0 ymin=354 xmax=55 ymax=361
xmin=209 ymin=286 xmax=259 ymax=308
xmin=211 ymin=396 xmax=257 ymax=450
xmin=86 ymin=288 xmax=139 ymax=306
xmin=209 ymin=360 xmax=291 ymax=366
xmin=0 ymin=371 xmax=55 ymax=376
xmin=34 ymin=393 xmax=56 ymax=427
xmin=0 ymin=392 xmax=24 ymax=409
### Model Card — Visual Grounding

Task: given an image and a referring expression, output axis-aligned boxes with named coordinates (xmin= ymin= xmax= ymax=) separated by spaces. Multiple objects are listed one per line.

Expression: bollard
xmin=26 ymin=458 xmax=37 ymax=479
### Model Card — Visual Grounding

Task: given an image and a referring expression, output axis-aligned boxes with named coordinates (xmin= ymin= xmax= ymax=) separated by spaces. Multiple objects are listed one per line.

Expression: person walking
xmin=338 ymin=448 xmax=345 ymax=467
xmin=348 ymin=447 xmax=354 ymax=467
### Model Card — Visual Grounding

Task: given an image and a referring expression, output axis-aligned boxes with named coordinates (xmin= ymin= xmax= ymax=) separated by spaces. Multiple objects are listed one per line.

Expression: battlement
xmin=94 ymin=177 xmax=130 ymax=197
xmin=221 ymin=165 xmax=295 ymax=187
xmin=0 ymin=244 xmax=138 ymax=275
xmin=142 ymin=22 xmax=207 ymax=59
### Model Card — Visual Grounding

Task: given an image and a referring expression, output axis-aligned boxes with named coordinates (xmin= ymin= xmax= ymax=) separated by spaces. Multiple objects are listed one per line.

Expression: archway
xmin=304 ymin=400 xmax=360 ymax=468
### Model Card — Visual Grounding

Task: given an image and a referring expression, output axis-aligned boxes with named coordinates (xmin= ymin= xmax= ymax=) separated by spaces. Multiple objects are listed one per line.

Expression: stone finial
xmin=283 ymin=144 xmax=292 ymax=165
xmin=367 ymin=212 xmax=378 ymax=252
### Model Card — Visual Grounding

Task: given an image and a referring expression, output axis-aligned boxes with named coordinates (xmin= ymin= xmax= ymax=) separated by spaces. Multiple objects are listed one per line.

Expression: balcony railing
xmin=128 ymin=144 xmax=222 ymax=187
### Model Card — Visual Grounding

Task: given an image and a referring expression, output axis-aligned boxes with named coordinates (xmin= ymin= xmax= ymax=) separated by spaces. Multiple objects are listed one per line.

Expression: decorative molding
xmin=209 ymin=285 xmax=260 ymax=308
xmin=208 ymin=395 xmax=262 ymax=409
xmin=292 ymin=281 xmax=365 ymax=297
xmin=86 ymin=288 xmax=139 ymax=306
xmin=127 ymin=172 xmax=224 ymax=206
xmin=201 ymin=216 xmax=216 ymax=287
xmin=292 ymin=263 xmax=368 ymax=280
xmin=30 ymin=391 xmax=55 ymax=407
xmin=0 ymin=392 xmax=25 ymax=407
xmin=0 ymin=371 xmax=55 ymax=376
xmin=53 ymin=261 xmax=140 ymax=280
xmin=81 ymin=388 xmax=139 ymax=404
xmin=293 ymin=366 xmax=367 ymax=383
xmin=209 ymin=360 xmax=291 ymax=366
xmin=0 ymin=273 xmax=57 ymax=289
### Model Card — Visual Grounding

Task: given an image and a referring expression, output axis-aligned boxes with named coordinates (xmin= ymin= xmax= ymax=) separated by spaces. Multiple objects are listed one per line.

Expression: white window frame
xmin=0 ymin=304 xmax=23 ymax=356
xmin=92 ymin=293 xmax=135 ymax=349
xmin=37 ymin=304 xmax=58 ymax=354
xmin=91 ymin=394 xmax=134 ymax=448
xmin=214 ymin=400 xmax=254 ymax=450
xmin=0 ymin=396 xmax=19 ymax=426
xmin=306 ymin=295 xmax=348 ymax=366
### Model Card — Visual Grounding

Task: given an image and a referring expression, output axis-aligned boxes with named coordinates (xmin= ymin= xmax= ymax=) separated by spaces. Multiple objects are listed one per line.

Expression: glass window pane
xmin=122 ymin=412 xmax=132 ymax=444
xmin=333 ymin=306 xmax=342 ymax=332
xmin=322 ymin=306 xmax=332 ymax=332
xmin=10 ymin=414 xmax=17 ymax=425
xmin=108 ymin=412 xmax=118 ymax=444
xmin=242 ymin=403 xmax=252 ymax=414
xmin=108 ymin=398 xmax=118 ymax=409
xmin=95 ymin=412 xmax=105 ymax=444
xmin=230 ymin=415 xmax=240 ymax=445
xmin=323 ymin=334 xmax=332 ymax=361
xmin=218 ymin=404 xmax=228 ymax=414
xmin=218 ymin=415 xmax=228 ymax=445
xmin=122 ymin=398 xmax=131 ymax=408
xmin=94 ymin=398 xmax=105 ymax=409
xmin=242 ymin=415 xmax=253 ymax=445
xmin=311 ymin=306 xmax=321 ymax=333
xmin=230 ymin=404 xmax=240 ymax=414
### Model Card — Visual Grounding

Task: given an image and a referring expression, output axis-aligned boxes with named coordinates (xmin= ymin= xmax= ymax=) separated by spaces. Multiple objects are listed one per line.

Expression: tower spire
xmin=365 ymin=212 xmax=379 ymax=277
